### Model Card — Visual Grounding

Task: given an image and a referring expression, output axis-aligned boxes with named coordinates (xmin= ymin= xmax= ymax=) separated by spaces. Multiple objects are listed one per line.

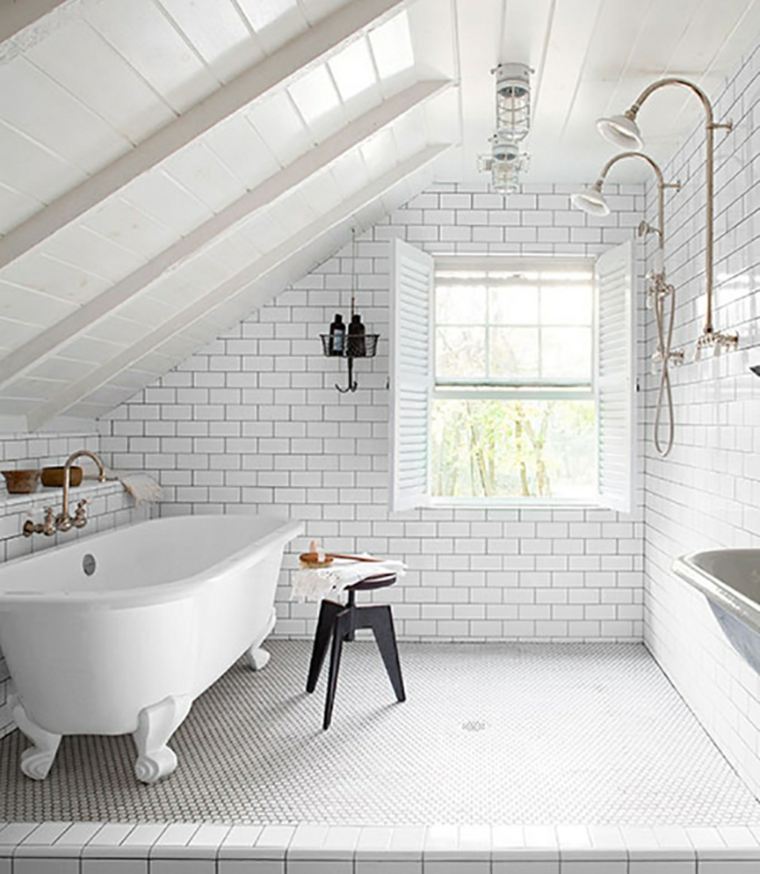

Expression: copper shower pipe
xmin=619 ymin=77 xmax=734 ymax=342
xmin=593 ymin=150 xmax=677 ymax=244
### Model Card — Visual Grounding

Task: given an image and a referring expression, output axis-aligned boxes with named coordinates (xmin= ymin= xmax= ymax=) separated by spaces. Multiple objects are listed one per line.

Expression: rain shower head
xmin=569 ymin=182 xmax=610 ymax=216
xmin=596 ymin=113 xmax=644 ymax=149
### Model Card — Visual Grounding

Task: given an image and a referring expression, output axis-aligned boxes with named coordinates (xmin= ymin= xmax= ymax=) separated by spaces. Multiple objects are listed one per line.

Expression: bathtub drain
xmin=82 ymin=554 xmax=96 ymax=576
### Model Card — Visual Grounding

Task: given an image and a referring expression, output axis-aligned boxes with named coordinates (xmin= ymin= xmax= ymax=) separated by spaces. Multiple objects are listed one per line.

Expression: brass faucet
xmin=22 ymin=507 xmax=56 ymax=537
xmin=22 ymin=449 xmax=108 ymax=537
xmin=56 ymin=449 xmax=107 ymax=532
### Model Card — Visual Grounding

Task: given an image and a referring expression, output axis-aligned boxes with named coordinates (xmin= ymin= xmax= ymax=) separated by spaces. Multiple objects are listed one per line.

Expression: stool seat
xmin=305 ymin=572 xmax=406 ymax=729
xmin=346 ymin=571 xmax=397 ymax=591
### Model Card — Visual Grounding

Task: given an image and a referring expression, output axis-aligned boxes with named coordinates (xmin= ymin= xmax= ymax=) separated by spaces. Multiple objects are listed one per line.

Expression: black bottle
xmin=348 ymin=313 xmax=366 ymax=356
xmin=329 ymin=313 xmax=345 ymax=355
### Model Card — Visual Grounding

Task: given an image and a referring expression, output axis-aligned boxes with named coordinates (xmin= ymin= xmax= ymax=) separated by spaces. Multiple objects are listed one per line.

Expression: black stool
xmin=305 ymin=572 xmax=406 ymax=729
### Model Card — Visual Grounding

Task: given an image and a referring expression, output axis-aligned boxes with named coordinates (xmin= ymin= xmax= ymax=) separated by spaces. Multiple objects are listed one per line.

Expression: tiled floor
xmin=0 ymin=640 xmax=758 ymax=825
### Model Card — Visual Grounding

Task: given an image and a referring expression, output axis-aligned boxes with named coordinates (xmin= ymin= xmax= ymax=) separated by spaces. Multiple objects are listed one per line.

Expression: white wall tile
xmin=103 ymin=183 xmax=647 ymax=644
xmin=642 ymin=41 xmax=760 ymax=800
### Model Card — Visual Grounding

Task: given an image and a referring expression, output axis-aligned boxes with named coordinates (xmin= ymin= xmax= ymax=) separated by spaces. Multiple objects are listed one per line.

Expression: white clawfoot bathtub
xmin=0 ymin=513 xmax=301 ymax=784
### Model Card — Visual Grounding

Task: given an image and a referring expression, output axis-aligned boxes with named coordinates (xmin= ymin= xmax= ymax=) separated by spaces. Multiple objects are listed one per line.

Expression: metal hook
xmin=335 ymin=356 xmax=358 ymax=393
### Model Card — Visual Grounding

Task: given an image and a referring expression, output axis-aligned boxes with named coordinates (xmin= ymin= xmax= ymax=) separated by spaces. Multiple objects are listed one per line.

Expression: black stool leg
xmin=366 ymin=605 xmax=406 ymax=702
xmin=306 ymin=599 xmax=342 ymax=693
xmin=323 ymin=610 xmax=351 ymax=730
xmin=345 ymin=589 xmax=356 ymax=641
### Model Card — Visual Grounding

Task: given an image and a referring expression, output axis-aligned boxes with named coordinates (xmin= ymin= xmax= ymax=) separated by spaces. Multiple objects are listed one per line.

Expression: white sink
xmin=673 ymin=549 xmax=760 ymax=672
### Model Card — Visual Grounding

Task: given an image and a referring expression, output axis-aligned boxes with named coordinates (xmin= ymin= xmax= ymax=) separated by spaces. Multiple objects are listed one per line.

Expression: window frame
xmin=429 ymin=254 xmax=598 ymax=506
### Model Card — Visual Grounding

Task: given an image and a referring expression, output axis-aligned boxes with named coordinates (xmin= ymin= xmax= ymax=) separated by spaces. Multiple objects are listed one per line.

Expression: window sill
xmin=429 ymin=497 xmax=603 ymax=509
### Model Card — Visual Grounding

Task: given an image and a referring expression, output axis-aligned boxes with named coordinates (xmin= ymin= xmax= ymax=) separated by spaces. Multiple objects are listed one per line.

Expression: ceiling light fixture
xmin=478 ymin=62 xmax=532 ymax=194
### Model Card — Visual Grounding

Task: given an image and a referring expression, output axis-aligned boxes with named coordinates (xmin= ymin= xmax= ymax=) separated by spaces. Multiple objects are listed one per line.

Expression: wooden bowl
xmin=41 ymin=466 xmax=83 ymax=488
xmin=2 ymin=469 xmax=41 ymax=494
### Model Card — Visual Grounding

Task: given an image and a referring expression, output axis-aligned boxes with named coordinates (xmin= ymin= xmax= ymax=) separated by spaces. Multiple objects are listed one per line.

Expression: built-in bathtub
xmin=674 ymin=548 xmax=760 ymax=673
xmin=0 ymin=513 xmax=301 ymax=783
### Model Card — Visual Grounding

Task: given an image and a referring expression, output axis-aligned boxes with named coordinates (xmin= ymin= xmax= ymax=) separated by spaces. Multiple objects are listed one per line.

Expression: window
xmin=390 ymin=239 xmax=634 ymax=512
xmin=432 ymin=259 xmax=595 ymax=500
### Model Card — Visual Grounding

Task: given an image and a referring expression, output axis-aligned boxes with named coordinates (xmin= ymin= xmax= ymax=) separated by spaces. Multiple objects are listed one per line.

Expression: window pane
xmin=489 ymin=285 xmax=538 ymax=324
xmin=436 ymin=327 xmax=486 ymax=379
xmin=436 ymin=284 xmax=486 ymax=324
xmin=541 ymin=327 xmax=592 ymax=381
xmin=540 ymin=286 xmax=592 ymax=325
xmin=489 ymin=327 xmax=539 ymax=379
xmin=431 ymin=398 xmax=596 ymax=498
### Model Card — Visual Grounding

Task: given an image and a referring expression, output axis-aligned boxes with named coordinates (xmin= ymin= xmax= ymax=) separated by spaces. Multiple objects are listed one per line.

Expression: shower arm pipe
xmin=594 ymin=150 xmax=675 ymax=252
xmin=621 ymin=77 xmax=733 ymax=337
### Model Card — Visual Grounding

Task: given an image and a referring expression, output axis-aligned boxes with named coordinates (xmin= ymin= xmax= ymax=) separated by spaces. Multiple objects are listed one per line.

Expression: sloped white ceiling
xmin=0 ymin=0 xmax=757 ymax=429
xmin=0 ymin=0 xmax=458 ymax=429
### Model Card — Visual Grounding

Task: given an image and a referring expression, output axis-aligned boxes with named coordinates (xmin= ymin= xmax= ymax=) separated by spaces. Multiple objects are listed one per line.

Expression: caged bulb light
xmin=478 ymin=62 xmax=532 ymax=194
xmin=478 ymin=137 xmax=529 ymax=194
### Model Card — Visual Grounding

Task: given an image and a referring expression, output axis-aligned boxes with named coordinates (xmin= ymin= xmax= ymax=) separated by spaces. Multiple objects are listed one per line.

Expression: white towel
xmin=118 ymin=473 xmax=162 ymax=505
xmin=291 ymin=558 xmax=407 ymax=602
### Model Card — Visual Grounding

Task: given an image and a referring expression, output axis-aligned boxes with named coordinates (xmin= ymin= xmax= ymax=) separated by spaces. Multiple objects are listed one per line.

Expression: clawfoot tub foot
xmin=132 ymin=694 xmax=191 ymax=784
xmin=245 ymin=646 xmax=270 ymax=670
xmin=10 ymin=692 xmax=61 ymax=780
xmin=244 ymin=607 xmax=276 ymax=671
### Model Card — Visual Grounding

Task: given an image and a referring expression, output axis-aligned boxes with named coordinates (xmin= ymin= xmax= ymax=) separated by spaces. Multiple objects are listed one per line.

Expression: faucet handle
xmin=73 ymin=498 xmax=88 ymax=529
xmin=42 ymin=506 xmax=56 ymax=536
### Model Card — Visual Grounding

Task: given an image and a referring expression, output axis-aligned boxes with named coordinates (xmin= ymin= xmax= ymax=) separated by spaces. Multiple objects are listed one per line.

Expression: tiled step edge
xmin=0 ymin=822 xmax=759 ymax=871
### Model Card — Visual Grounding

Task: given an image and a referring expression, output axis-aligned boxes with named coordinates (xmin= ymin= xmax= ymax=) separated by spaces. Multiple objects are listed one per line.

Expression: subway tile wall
xmin=102 ymin=184 xmax=647 ymax=643
xmin=0 ymin=431 xmax=149 ymax=737
xmin=642 ymin=42 xmax=760 ymax=797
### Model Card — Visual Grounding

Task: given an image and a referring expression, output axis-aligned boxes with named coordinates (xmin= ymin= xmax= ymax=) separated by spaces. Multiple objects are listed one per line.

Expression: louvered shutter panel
xmin=595 ymin=240 xmax=635 ymax=514
xmin=389 ymin=238 xmax=433 ymax=512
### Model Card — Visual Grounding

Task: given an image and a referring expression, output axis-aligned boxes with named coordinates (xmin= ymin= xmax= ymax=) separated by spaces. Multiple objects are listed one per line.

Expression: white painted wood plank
xmin=0 ymin=81 xmax=452 ymax=386
xmin=120 ymin=169 xmax=213 ymax=237
xmin=0 ymin=281 xmax=78 ymax=324
xmin=328 ymin=36 xmax=377 ymax=101
xmin=0 ymin=182 xmax=41 ymax=235
xmin=245 ymin=89 xmax=308 ymax=165
xmin=39 ymin=225 xmax=144 ymax=283
xmin=162 ymin=141 xmax=247 ymax=212
xmin=0 ymin=0 xmax=406 ymax=272
xmin=28 ymin=143 xmax=451 ymax=428
xmin=157 ymin=0 xmax=263 ymax=82
xmin=81 ymin=197 xmax=177 ymax=257
xmin=287 ymin=62 xmax=345 ymax=141
xmin=0 ymin=121 xmax=85 ymax=202
xmin=1 ymin=255 xmax=109 ymax=306
xmin=202 ymin=114 xmax=281 ymax=190
xmin=235 ymin=0 xmax=307 ymax=55
xmin=82 ymin=0 xmax=219 ymax=113
xmin=0 ymin=319 xmax=48 ymax=351
xmin=0 ymin=55 xmax=131 ymax=167
xmin=25 ymin=19 xmax=175 ymax=143
xmin=0 ymin=0 xmax=69 ymax=45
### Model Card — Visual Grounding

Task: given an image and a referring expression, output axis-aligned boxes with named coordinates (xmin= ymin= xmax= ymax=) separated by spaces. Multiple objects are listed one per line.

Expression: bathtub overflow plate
xmin=82 ymin=554 xmax=96 ymax=576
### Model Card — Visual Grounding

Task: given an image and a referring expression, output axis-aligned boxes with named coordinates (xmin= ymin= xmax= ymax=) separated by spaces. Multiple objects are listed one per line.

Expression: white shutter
xmin=595 ymin=240 xmax=635 ymax=514
xmin=389 ymin=238 xmax=433 ymax=512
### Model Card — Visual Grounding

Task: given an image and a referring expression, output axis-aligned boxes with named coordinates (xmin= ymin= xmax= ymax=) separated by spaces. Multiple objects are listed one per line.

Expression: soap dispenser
xmin=329 ymin=313 xmax=345 ymax=355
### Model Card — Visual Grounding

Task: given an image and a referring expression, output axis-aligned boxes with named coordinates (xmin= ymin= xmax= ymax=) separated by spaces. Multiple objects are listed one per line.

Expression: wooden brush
xmin=299 ymin=540 xmax=384 ymax=568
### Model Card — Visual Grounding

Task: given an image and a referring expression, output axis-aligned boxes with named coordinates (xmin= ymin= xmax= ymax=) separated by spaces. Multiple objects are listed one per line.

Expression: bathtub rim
xmin=0 ymin=512 xmax=302 ymax=612
xmin=673 ymin=548 xmax=760 ymax=635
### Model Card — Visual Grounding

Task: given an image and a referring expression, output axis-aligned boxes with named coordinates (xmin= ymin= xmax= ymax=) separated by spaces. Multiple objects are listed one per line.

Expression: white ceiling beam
xmin=28 ymin=143 xmax=451 ymax=430
xmin=0 ymin=0 xmax=408 ymax=271
xmin=0 ymin=0 xmax=69 ymax=46
xmin=0 ymin=79 xmax=452 ymax=391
